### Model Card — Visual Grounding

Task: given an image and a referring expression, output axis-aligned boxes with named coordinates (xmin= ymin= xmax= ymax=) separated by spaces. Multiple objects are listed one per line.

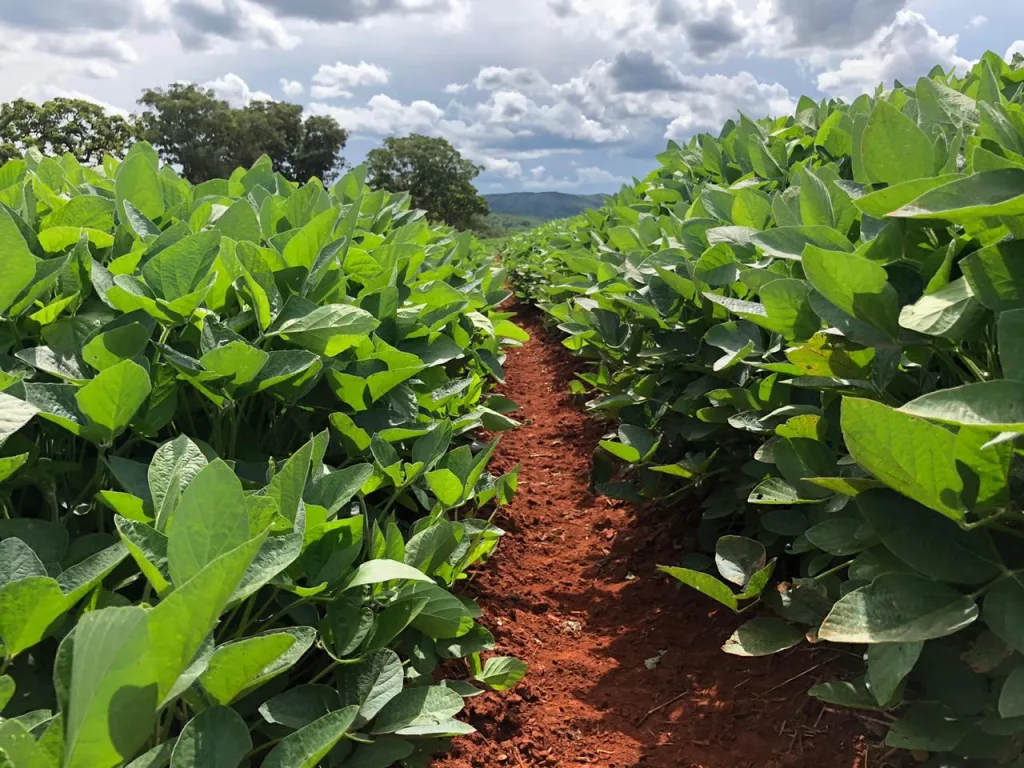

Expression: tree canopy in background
xmin=137 ymin=83 xmax=349 ymax=184
xmin=0 ymin=98 xmax=136 ymax=164
xmin=367 ymin=134 xmax=489 ymax=229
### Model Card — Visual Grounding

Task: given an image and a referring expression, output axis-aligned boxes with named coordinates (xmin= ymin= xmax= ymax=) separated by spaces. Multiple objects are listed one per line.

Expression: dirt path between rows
xmin=434 ymin=303 xmax=874 ymax=768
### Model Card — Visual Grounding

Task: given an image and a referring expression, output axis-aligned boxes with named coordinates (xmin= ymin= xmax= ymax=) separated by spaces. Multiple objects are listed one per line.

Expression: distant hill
xmin=484 ymin=192 xmax=608 ymax=220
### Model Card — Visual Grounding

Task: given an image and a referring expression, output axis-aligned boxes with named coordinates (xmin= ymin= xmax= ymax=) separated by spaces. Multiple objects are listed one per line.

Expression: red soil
xmin=434 ymin=302 xmax=880 ymax=768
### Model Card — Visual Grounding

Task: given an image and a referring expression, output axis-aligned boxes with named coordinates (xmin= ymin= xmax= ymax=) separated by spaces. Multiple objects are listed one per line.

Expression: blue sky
xmin=1 ymin=0 xmax=1022 ymax=194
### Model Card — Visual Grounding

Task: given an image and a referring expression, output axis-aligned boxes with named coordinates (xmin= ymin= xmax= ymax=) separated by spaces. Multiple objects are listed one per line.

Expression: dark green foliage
xmin=366 ymin=135 xmax=488 ymax=231
xmin=0 ymin=97 xmax=136 ymax=164
xmin=507 ymin=51 xmax=1024 ymax=763
xmin=137 ymin=84 xmax=348 ymax=185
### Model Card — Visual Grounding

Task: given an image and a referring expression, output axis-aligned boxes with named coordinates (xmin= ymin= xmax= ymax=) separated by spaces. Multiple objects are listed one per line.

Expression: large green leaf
xmin=841 ymin=398 xmax=963 ymax=519
xmin=76 ymin=360 xmax=152 ymax=440
xmin=861 ymin=100 xmax=935 ymax=185
xmin=262 ymin=706 xmax=360 ymax=768
xmin=819 ymin=573 xmax=979 ymax=643
xmin=169 ymin=707 xmax=251 ymax=768
xmin=900 ymin=381 xmax=1024 ymax=432
xmin=167 ymin=460 xmax=251 ymax=587
xmin=803 ymin=245 xmax=899 ymax=338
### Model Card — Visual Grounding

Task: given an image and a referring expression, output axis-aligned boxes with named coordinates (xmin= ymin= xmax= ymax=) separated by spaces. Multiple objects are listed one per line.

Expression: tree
xmin=366 ymin=135 xmax=489 ymax=229
xmin=137 ymin=84 xmax=348 ymax=184
xmin=0 ymin=98 xmax=136 ymax=164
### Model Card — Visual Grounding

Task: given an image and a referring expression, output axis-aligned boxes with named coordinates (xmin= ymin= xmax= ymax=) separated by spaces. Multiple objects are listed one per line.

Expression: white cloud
xmin=310 ymin=60 xmax=390 ymax=100
xmin=817 ymin=11 xmax=973 ymax=97
xmin=1008 ymin=41 xmax=1024 ymax=60
xmin=36 ymin=34 xmax=139 ymax=63
xmin=15 ymin=84 xmax=129 ymax=116
xmin=967 ymin=15 xmax=988 ymax=29
xmin=309 ymin=93 xmax=446 ymax=135
xmin=203 ymin=72 xmax=274 ymax=107
xmin=280 ymin=78 xmax=304 ymax=98
xmin=444 ymin=83 xmax=468 ymax=94
xmin=83 ymin=61 xmax=120 ymax=80
xmin=477 ymin=156 xmax=523 ymax=178
xmin=522 ymin=165 xmax=626 ymax=191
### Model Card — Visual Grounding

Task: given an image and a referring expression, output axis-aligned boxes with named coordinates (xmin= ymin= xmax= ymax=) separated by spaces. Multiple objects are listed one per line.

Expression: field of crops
xmin=0 ymin=145 xmax=529 ymax=766
xmin=504 ymin=51 xmax=1024 ymax=764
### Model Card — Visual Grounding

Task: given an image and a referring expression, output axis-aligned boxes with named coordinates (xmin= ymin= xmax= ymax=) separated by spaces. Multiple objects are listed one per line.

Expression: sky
xmin=1 ymin=0 xmax=1022 ymax=194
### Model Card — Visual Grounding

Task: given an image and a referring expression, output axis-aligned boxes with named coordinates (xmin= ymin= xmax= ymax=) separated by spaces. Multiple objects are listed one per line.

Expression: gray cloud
xmin=245 ymin=0 xmax=454 ymax=22
xmin=547 ymin=0 xmax=576 ymax=18
xmin=0 ymin=1 xmax=137 ymax=31
xmin=683 ymin=7 xmax=745 ymax=58
xmin=607 ymin=50 xmax=685 ymax=92
xmin=772 ymin=0 xmax=909 ymax=48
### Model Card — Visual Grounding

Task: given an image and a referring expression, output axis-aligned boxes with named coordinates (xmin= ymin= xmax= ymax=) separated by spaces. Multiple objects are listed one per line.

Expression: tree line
xmin=0 ymin=84 xmax=488 ymax=229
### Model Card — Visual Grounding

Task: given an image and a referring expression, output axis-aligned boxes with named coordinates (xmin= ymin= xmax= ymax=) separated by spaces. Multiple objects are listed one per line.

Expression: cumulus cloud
xmin=473 ymin=67 xmax=553 ymax=96
xmin=523 ymin=165 xmax=627 ymax=191
xmin=1008 ymin=41 xmax=1024 ymax=60
xmin=169 ymin=0 xmax=299 ymax=51
xmin=817 ymin=11 xmax=973 ymax=97
xmin=16 ymin=83 xmax=129 ymax=116
xmin=967 ymin=15 xmax=988 ymax=29
xmin=203 ymin=73 xmax=274 ymax=107
xmin=309 ymin=93 xmax=446 ymax=135
xmin=280 ymin=79 xmax=305 ymax=98
xmin=245 ymin=0 xmax=458 ymax=23
xmin=769 ymin=0 xmax=909 ymax=50
xmin=444 ymin=83 xmax=468 ymax=94
xmin=35 ymin=34 xmax=138 ymax=63
xmin=606 ymin=50 xmax=685 ymax=92
xmin=311 ymin=61 xmax=390 ymax=99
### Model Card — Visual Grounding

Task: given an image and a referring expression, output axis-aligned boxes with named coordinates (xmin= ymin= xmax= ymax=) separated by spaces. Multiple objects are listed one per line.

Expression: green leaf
xmin=722 ymin=618 xmax=804 ymax=657
xmin=751 ymin=225 xmax=854 ymax=261
xmin=337 ymin=649 xmax=404 ymax=725
xmin=344 ymin=559 xmax=434 ymax=590
xmin=658 ymin=566 xmax=737 ymax=611
xmin=861 ymin=100 xmax=935 ymax=185
xmin=199 ymin=631 xmax=302 ymax=705
xmin=803 ymin=245 xmax=899 ymax=338
xmin=898 ymin=277 xmax=984 ymax=339
xmin=715 ymin=536 xmax=767 ymax=587
xmin=858 ymin=491 xmax=1002 ymax=585
xmin=167 ymin=460 xmax=250 ymax=587
xmin=75 ymin=360 xmax=151 ymax=441
xmin=426 ymin=469 xmax=464 ymax=508
xmin=0 ymin=675 xmax=13 ymax=712
xmin=116 ymin=147 xmax=164 ymax=222
xmin=0 ymin=537 xmax=47 ymax=585
xmin=473 ymin=656 xmax=527 ymax=691
xmin=399 ymin=583 xmax=473 ymax=639
xmin=268 ymin=297 xmax=380 ymax=357
xmin=0 ymin=576 xmax=67 ymax=657
xmin=147 ymin=534 xmax=265 ymax=703
xmin=890 ymin=169 xmax=1024 ymax=220
xmin=169 ymin=707 xmax=251 ymax=768
xmin=961 ymin=240 xmax=1024 ymax=311
xmin=259 ymin=685 xmax=341 ymax=730
xmin=262 ymin=706 xmax=360 ymax=768
xmin=149 ymin=436 xmax=208 ymax=532
xmin=64 ymin=607 xmax=158 ymax=768
xmin=0 ymin=206 xmax=38 ymax=315
xmin=1000 ymin=309 xmax=1024 ymax=381
xmin=866 ymin=642 xmax=922 ymax=705
xmin=983 ymin=578 xmax=1024 ymax=654
xmin=57 ymin=541 xmax=129 ymax=606
xmin=819 ymin=573 xmax=979 ymax=643
xmin=309 ymin=465 xmax=374 ymax=516
xmin=841 ymin=398 xmax=963 ymax=520
xmin=370 ymin=686 xmax=464 ymax=735
xmin=900 ymin=381 xmax=1024 ymax=432
xmin=0 ymin=392 xmax=38 ymax=446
